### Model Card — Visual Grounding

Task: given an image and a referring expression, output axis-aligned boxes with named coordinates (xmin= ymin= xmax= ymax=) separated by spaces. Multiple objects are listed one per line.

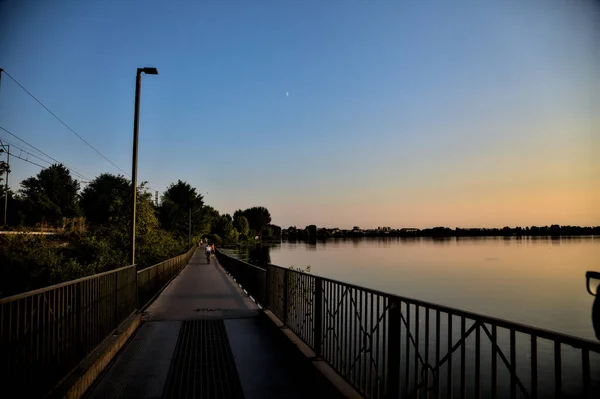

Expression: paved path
xmin=85 ymin=247 xmax=343 ymax=399
xmin=142 ymin=250 xmax=259 ymax=321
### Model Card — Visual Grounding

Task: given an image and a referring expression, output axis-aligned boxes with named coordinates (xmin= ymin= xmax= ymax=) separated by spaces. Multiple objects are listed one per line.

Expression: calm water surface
xmin=255 ymin=236 xmax=599 ymax=341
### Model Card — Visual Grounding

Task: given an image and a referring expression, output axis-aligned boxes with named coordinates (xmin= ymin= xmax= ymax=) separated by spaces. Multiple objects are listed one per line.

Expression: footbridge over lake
xmin=1 ymin=245 xmax=599 ymax=398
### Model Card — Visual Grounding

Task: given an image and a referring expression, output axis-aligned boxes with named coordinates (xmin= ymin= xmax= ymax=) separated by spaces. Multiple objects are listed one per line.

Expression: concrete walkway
xmin=142 ymin=250 xmax=259 ymax=321
xmin=85 ymin=248 xmax=343 ymax=399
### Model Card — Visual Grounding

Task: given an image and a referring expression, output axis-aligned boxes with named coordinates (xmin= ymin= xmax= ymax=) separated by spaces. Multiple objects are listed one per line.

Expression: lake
xmin=229 ymin=236 xmax=600 ymax=397
xmin=237 ymin=236 xmax=599 ymax=342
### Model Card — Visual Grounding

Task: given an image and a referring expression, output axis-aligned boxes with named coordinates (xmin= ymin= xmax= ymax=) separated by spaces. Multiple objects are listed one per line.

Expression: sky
xmin=0 ymin=0 xmax=598 ymax=229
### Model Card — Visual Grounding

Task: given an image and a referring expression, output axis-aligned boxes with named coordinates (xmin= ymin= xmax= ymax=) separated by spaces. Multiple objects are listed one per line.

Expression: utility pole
xmin=155 ymin=191 xmax=159 ymax=207
xmin=0 ymin=69 xmax=6 ymax=227
xmin=0 ymin=142 xmax=10 ymax=227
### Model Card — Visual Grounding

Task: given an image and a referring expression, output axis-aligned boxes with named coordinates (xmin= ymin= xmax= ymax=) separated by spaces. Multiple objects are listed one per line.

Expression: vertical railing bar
xmin=510 ymin=329 xmax=516 ymax=399
xmin=383 ymin=296 xmax=388 ymax=397
xmin=65 ymin=285 xmax=69 ymax=365
xmin=370 ymin=291 xmax=375 ymax=397
xmin=387 ymin=297 xmax=400 ymax=399
xmin=460 ymin=316 xmax=466 ymax=399
xmin=491 ymin=324 xmax=497 ymax=399
xmin=314 ymin=278 xmax=323 ymax=359
xmin=354 ymin=286 xmax=358 ymax=388
xmin=531 ymin=335 xmax=538 ymax=399
xmin=16 ymin=297 xmax=20 ymax=367
xmin=283 ymin=269 xmax=289 ymax=326
xmin=59 ymin=286 xmax=63 ymax=367
xmin=352 ymin=286 xmax=357 ymax=385
xmin=36 ymin=294 xmax=41 ymax=363
xmin=435 ymin=310 xmax=440 ymax=399
xmin=447 ymin=312 xmax=452 ymax=399
xmin=554 ymin=341 xmax=561 ymax=397
xmin=425 ymin=307 xmax=430 ymax=399
xmin=337 ymin=281 xmax=341 ymax=372
xmin=375 ymin=293 xmax=380 ymax=397
xmin=415 ymin=305 xmax=420 ymax=392
xmin=361 ymin=289 xmax=367 ymax=394
xmin=475 ymin=321 xmax=480 ymax=399
xmin=30 ymin=292 xmax=35 ymax=367
xmin=52 ymin=288 xmax=56 ymax=366
xmin=406 ymin=303 xmax=411 ymax=397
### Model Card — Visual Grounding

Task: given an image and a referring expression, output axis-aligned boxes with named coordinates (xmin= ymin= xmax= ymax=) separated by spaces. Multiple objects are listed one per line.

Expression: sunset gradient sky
xmin=0 ymin=0 xmax=598 ymax=229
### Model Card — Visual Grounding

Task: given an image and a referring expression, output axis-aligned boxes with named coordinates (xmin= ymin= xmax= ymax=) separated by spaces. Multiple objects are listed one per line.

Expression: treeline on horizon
xmin=0 ymin=164 xmax=280 ymax=297
xmin=282 ymin=224 xmax=600 ymax=239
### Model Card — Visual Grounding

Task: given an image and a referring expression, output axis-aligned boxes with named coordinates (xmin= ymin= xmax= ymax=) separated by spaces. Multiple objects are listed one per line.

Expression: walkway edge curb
xmin=49 ymin=313 xmax=142 ymax=399
xmin=263 ymin=309 xmax=363 ymax=399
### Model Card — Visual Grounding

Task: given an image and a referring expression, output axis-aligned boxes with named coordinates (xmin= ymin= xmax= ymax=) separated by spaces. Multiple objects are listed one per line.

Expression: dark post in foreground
xmin=131 ymin=67 xmax=158 ymax=265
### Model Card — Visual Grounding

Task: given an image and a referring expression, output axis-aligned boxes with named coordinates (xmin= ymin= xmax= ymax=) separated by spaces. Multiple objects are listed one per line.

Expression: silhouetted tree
xmin=19 ymin=164 xmax=80 ymax=225
xmin=80 ymin=173 xmax=130 ymax=225
xmin=159 ymin=180 xmax=205 ymax=238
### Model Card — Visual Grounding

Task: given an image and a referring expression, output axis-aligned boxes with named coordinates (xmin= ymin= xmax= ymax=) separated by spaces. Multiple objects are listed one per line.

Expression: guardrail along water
xmin=216 ymin=249 xmax=600 ymax=399
xmin=0 ymin=246 xmax=195 ymax=397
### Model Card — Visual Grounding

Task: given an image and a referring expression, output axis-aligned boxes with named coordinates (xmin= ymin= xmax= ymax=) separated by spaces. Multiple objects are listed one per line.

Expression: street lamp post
xmin=131 ymin=67 xmax=158 ymax=266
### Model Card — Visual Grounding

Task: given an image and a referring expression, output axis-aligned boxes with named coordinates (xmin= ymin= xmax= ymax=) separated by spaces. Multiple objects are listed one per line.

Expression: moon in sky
xmin=286 ymin=92 xmax=289 ymax=97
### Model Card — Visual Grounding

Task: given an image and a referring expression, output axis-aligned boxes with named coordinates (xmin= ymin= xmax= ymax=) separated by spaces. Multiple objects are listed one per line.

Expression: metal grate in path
xmin=162 ymin=320 xmax=245 ymax=399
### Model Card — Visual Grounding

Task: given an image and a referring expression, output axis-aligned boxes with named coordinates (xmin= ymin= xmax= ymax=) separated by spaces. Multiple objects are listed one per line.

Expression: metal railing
xmin=0 ymin=246 xmax=195 ymax=397
xmin=216 ymin=250 xmax=267 ymax=305
xmin=137 ymin=246 xmax=196 ymax=309
xmin=215 ymin=249 xmax=600 ymax=399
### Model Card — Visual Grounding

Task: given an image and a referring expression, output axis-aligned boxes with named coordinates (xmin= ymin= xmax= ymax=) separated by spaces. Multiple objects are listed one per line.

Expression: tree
xmin=159 ymin=180 xmax=205 ymax=239
xmin=233 ymin=215 xmax=249 ymax=237
xmin=80 ymin=174 xmax=131 ymax=225
xmin=19 ymin=164 xmax=80 ymax=225
xmin=212 ymin=214 xmax=236 ymax=242
xmin=236 ymin=206 xmax=271 ymax=236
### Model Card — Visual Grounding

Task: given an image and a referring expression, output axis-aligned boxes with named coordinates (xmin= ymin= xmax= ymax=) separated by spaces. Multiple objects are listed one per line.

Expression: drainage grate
xmin=162 ymin=320 xmax=245 ymax=399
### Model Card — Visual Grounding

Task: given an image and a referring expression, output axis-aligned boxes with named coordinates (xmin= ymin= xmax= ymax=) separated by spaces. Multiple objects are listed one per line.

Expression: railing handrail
xmin=215 ymin=249 xmax=267 ymax=273
xmin=0 ymin=264 xmax=137 ymax=304
xmin=137 ymin=250 xmax=191 ymax=275
xmin=219 ymin=251 xmax=600 ymax=350
xmin=0 ymin=246 xmax=197 ymax=303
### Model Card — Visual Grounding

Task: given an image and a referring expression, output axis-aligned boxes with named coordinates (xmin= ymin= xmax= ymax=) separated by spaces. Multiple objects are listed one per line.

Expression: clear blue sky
xmin=0 ymin=0 xmax=598 ymax=229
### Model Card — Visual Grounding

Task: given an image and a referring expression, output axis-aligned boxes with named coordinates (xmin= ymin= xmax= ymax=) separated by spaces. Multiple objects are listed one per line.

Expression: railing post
xmin=314 ymin=278 xmax=323 ymax=358
xmin=387 ymin=297 xmax=401 ymax=399
xmin=265 ymin=265 xmax=271 ymax=309
xmin=283 ymin=269 xmax=289 ymax=325
xmin=114 ymin=271 xmax=118 ymax=333
xmin=134 ymin=264 xmax=139 ymax=311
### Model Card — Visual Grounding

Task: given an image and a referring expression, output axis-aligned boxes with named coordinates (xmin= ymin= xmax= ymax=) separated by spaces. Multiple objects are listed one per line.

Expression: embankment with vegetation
xmin=0 ymin=164 xmax=281 ymax=298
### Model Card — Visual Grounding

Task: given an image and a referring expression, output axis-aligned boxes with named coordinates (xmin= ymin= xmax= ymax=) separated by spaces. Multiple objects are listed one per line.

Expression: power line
xmin=2 ymin=148 xmax=50 ymax=171
xmin=0 ymin=137 xmax=93 ymax=183
xmin=0 ymin=126 xmax=92 ymax=181
xmin=3 ymin=149 xmax=90 ymax=185
xmin=2 ymin=70 xmax=130 ymax=177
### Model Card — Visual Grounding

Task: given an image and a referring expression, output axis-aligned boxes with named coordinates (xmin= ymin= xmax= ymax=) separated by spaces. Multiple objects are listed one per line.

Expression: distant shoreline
xmin=277 ymin=234 xmax=597 ymax=240
xmin=280 ymin=225 xmax=599 ymax=240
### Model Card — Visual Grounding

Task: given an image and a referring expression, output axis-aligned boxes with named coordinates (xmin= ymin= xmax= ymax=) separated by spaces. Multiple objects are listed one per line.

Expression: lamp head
xmin=141 ymin=67 xmax=158 ymax=75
